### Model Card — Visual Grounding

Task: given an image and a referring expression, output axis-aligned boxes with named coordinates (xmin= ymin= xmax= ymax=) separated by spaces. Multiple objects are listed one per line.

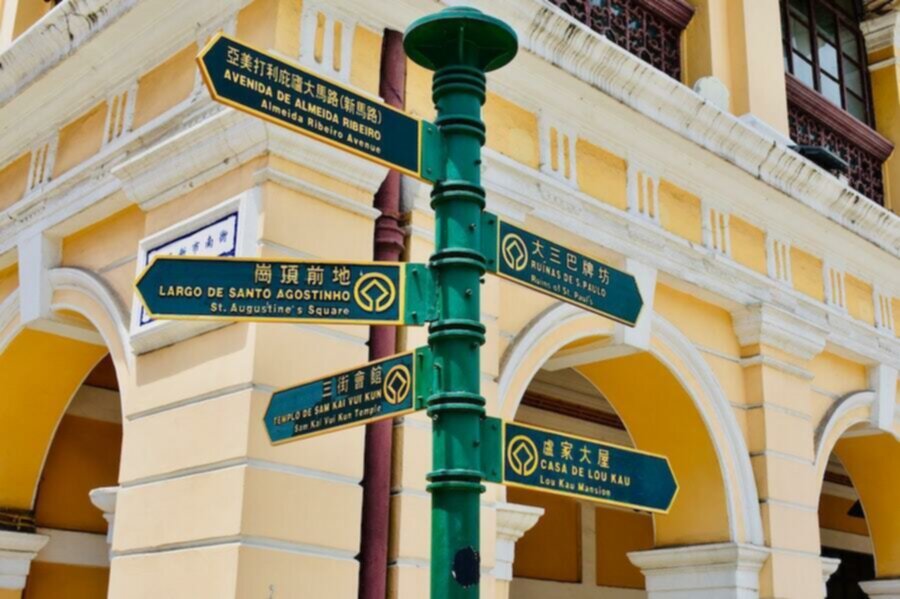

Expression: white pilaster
xmin=860 ymin=579 xmax=900 ymax=598
xmin=0 ymin=530 xmax=49 ymax=590
xmin=628 ymin=543 xmax=769 ymax=599
xmin=492 ymin=502 xmax=543 ymax=582
xmin=868 ymin=364 xmax=898 ymax=434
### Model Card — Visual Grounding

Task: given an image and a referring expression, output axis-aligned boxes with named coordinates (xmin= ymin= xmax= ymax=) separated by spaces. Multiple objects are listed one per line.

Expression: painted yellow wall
xmin=34 ymin=415 xmax=121 ymax=533
xmin=10 ymin=0 xmax=53 ymax=39
xmin=790 ymin=247 xmax=824 ymax=302
xmin=595 ymin=508 xmax=652 ymax=589
xmin=575 ymin=139 xmax=628 ymax=210
xmin=658 ymin=180 xmax=702 ymax=244
xmin=350 ymin=26 xmax=382 ymax=97
xmin=53 ymin=101 xmax=106 ymax=179
xmin=728 ymin=216 xmax=767 ymax=275
xmin=26 ymin=562 xmax=109 ymax=599
xmin=0 ymin=263 xmax=18 ymax=304
xmin=819 ymin=493 xmax=869 ymax=537
xmin=844 ymin=274 xmax=875 ymax=326
xmin=578 ymin=354 xmax=731 ymax=545
xmin=835 ymin=434 xmax=900 ymax=576
xmin=405 ymin=59 xmax=434 ymax=121
xmin=0 ymin=330 xmax=106 ymax=508
xmin=132 ymin=44 xmax=198 ymax=130
xmin=809 ymin=352 xmax=868 ymax=397
xmin=0 ymin=590 xmax=21 ymax=599
xmin=683 ymin=0 xmax=735 ymax=106
xmin=508 ymin=487 xmax=581 ymax=582
xmin=869 ymin=58 xmax=899 ymax=213
xmin=0 ymin=152 xmax=30 ymax=211
xmin=655 ymin=284 xmax=740 ymax=358
xmin=235 ymin=0 xmax=301 ymax=57
xmin=484 ymin=93 xmax=539 ymax=169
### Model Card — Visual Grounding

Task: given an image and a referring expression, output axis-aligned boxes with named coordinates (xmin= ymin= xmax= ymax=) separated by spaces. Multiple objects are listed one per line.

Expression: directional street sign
xmin=197 ymin=33 xmax=440 ymax=181
xmin=483 ymin=213 xmax=644 ymax=327
xmin=485 ymin=420 xmax=677 ymax=513
xmin=135 ymin=256 xmax=433 ymax=326
xmin=264 ymin=348 xmax=431 ymax=443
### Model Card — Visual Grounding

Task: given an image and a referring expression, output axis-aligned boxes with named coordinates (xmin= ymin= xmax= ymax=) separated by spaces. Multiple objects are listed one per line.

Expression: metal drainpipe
xmin=358 ymin=29 xmax=407 ymax=599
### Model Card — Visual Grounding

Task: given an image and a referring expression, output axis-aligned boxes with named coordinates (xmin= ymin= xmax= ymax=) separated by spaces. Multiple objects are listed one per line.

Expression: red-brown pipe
xmin=358 ymin=29 xmax=406 ymax=599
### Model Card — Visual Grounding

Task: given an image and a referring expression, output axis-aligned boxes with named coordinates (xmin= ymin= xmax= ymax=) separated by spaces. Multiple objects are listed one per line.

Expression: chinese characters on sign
xmin=198 ymin=34 xmax=423 ymax=177
xmin=502 ymin=421 xmax=677 ymax=512
xmin=135 ymin=257 xmax=406 ymax=324
xmin=264 ymin=351 xmax=422 ymax=443
xmin=490 ymin=216 xmax=643 ymax=326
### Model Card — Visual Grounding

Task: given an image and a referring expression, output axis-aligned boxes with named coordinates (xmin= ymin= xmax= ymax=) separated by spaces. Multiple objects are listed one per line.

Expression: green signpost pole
xmin=404 ymin=8 xmax=517 ymax=598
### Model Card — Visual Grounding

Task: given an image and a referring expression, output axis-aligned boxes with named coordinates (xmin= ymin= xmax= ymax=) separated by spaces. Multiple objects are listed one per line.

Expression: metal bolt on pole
xmin=404 ymin=8 xmax=517 ymax=599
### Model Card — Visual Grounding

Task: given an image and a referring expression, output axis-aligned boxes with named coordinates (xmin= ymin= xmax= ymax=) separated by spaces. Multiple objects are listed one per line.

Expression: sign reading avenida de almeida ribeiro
xmin=134 ymin=13 xmax=672 ymax=597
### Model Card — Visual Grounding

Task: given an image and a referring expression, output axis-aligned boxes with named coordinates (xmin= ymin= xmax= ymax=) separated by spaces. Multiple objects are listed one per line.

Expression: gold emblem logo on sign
xmin=354 ymin=272 xmax=397 ymax=313
xmin=383 ymin=364 xmax=412 ymax=405
xmin=507 ymin=434 xmax=539 ymax=477
xmin=500 ymin=233 xmax=528 ymax=272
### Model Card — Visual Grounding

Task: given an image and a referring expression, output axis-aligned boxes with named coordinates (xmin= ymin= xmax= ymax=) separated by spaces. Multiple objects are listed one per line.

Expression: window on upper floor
xmin=781 ymin=0 xmax=872 ymax=123
xmin=780 ymin=0 xmax=894 ymax=205
xmin=546 ymin=0 xmax=695 ymax=81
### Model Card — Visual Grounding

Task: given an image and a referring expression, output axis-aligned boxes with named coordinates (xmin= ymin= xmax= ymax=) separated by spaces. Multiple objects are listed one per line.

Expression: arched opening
xmin=25 ymin=354 xmax=122 ymax=598
xmin=814 ymin=392 xmax=900 ymax=598
xmin=0 ymin=269 xmax=131 ymax=598
xmin=500 ymin=306 xmax=761 ymax=597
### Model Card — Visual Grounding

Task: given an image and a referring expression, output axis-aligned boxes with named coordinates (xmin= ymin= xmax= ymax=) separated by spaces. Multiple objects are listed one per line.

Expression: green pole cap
xmin=403 ymin=6 xmax=518 ymax=72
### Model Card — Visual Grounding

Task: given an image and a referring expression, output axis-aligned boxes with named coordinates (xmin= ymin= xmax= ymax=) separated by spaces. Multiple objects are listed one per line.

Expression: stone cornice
xmin=484 ymin=0 xmax=900 ymax=258
xmin=862 ymin=10 xmax=900 ymax=54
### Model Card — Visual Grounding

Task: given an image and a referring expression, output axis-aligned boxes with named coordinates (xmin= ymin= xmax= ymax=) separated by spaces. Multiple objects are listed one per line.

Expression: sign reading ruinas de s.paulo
xmin=499 ymin=421 xmax=677 ymax=513
xmin=197 ymin=33 xmax=440 ymax=182
xmin=264 ymin=348 xmax=431 ymax=443
xmin=482 ymin=213 xmax=643 ymax=327
xmin=135 ymin=256 xmax=434 ymax=326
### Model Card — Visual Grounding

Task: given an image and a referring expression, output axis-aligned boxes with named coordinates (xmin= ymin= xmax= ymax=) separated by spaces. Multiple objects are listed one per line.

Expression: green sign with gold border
xmin=197 ymin=33 xmax=441 ymax=182
xmin=135 ymin=256 xmax=434 ymax=326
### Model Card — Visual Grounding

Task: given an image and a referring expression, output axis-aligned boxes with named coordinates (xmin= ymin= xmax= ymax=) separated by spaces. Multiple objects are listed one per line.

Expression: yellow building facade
xmin=0 ymin=1 xmax=898 ymax=598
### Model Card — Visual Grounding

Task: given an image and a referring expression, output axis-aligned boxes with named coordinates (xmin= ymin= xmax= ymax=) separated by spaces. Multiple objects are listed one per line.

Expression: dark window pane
xmin=815 ymin=6 xmax=837 ymax=41
xmin=818 ymin=37 xmax=839 ymax=75
xmin=847 ymin=93 xmax=866 ymax=121
xmin=840 ymin=25 xmax=861 ymax=62
xmin=821 ymin=73 xmax=842 ymax=105
xmin=793 ymin=53 xmax=814 ymax=86
xmin=789 ymin=0 xmax=808 ymax=14
xmin=844 ymin=57 xmax=863 ymax=94
xmin=834 ymin=0 xmax=857 ymax=17
xmin=791 ymin=18 xmax=813 ymax=58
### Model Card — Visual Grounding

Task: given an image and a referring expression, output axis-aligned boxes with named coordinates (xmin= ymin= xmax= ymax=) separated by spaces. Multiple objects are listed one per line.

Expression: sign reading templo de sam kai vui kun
xmin=197 ymin=33 xmax=426 ymax=178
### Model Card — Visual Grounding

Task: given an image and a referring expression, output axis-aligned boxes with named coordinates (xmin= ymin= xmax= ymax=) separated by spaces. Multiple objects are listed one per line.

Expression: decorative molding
xmin=860 ymin=578 xmax=900 ymax=598
xmin=34 ymin=528 xmax=109 ymax=568
xmin=785 ymin=75 xmax=893 ymax=161
xmin=89 ymin=486 xmax=118 ymax=547
xmin=862 ymin=10 xmax=900 ymax=54
xmin=492 ymin=502 xmax=543 ymax=581
xmin=0 ymin=530 xmax=49 ymax=590
xmin=731 ymin=303 xmax=829 ymax=361
xmin=822 ymin=556 xmax=842 ymax=596
xmin=628 ymin=543 xmax=769 ymax=598
xmin=869 ymin=364 xmax=898 ymax=432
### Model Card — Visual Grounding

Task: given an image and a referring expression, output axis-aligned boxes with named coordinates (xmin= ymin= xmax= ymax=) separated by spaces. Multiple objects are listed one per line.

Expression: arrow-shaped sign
xmin=483 ymin=213 xmax=644 ymax=326
xmin=482 ymin=419 xmax=677 ymax=513
xmin=197 ymin=33 xmax=441 ymax=181
xmin=264 ymin=348 xmax=431 ymax=443
xmin=135 ymin=256 xmax=434 ymax=326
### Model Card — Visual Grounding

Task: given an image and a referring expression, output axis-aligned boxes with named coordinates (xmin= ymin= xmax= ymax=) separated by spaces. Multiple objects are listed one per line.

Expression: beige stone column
xmin=628 ymin=543 xmax=769 ymax=598
xmin=0 ymin=530 xmax=49 ymax=598
xmin=732 ymin=304 xmax=829 ymax=599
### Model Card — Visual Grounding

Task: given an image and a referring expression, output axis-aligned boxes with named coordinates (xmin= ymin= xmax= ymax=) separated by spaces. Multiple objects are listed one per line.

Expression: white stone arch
xmin=813 ymin=390 xmax=876 ymax=486
xmin=497 ymin=302 xmax=764 ymax=546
